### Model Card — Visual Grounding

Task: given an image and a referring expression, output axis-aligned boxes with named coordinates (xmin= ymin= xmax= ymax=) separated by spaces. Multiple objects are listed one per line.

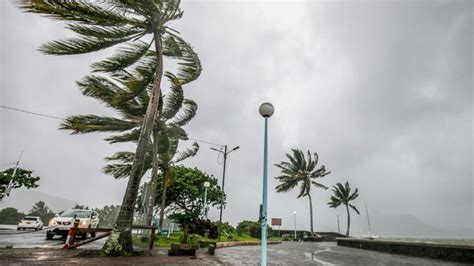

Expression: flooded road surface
xmin=0 ymin=228 xmax=105 ymax=249
xmin=215 ymin=241 xmax=467 ymax=265
xmin=0 ymin=231 xmax=468 ymax=265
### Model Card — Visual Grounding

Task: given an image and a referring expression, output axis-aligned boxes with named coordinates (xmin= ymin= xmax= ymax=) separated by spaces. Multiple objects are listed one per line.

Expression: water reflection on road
xmin=0 ymin=228 xmax=105 ymax=249
xmin=215 ymin=241 xmax=465 ymax=265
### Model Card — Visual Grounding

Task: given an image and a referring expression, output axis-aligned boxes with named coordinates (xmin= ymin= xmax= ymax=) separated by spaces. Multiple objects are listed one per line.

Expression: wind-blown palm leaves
xmin=19 ymin=0 xmax=201 ymax=253
xmin=274 ymin=149 xmax=331 ymax=236
xmin=328 ymin=181 xmax=360 ymax=236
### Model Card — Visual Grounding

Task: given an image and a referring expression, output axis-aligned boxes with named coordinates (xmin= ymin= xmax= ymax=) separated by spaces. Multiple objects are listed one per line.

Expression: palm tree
xmin=19 ymin=0 xmax=201 ymax=252
xmin=275 ymin=149 xmax=331 ymax=236
xmin=61 ymin=68 xmax=199 ymax=228
xmin=103 ymin=125 xmax=199 ymax=228
xmin=328 ymin=181 xmax=360 ymax=236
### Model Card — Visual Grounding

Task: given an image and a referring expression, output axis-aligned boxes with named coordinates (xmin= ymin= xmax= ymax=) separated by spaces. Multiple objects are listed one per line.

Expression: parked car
xmin=17 ymin=216 xmax=43 ymax=231
xmin=46 ymin=209 xmax=99 ymax=240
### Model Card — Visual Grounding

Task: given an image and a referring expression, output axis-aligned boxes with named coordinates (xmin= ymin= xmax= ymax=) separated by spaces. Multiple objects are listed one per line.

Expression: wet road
xmin=0 ymin=230 xmax=468 ymax=265
xmin=0 ymin=228 xmax=105 ymax=249
xmin=215 ymin=241 xmax=466 ymax=265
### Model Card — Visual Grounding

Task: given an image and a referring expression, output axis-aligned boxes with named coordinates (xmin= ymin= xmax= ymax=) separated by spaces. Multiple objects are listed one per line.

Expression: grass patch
xmin=132 ymin=232 xmax=282 ymax=248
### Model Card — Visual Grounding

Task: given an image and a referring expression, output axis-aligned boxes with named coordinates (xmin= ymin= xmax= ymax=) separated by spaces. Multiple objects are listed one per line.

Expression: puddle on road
xmin=305 ymin=247 xmax=336 ymax=266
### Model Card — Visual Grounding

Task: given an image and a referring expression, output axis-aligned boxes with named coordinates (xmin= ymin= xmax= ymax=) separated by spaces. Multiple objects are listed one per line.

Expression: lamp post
xmin=203 ymin=181 xmax=210 ymax=219
xmin=259 ymin=102 xmax=274 ymax=266
xmin=210 ymin=145 xmax=240 ymax=223
xmin=294 ymin=211 xmax=297 ymax=241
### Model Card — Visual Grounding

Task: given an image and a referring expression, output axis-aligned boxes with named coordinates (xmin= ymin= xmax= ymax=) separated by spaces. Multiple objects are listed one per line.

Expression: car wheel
xmin=46 ymin=233 xmax=54 ymax=240
xmin=35 ymin=228 xmax=38 ymax=231
xmin=17 ymin=228 xmax=20 ymax=230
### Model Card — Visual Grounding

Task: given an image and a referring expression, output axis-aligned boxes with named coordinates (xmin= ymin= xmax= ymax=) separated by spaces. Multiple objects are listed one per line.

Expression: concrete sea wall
xmin=337 ymin=238 xmax=474 ymax=263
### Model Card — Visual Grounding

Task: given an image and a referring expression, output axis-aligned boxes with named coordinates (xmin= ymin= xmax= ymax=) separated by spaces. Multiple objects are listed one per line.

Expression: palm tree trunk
xmin=345 ymin=204 xmax=351 ymax=236
xmin=158 ymin=166 xmax=168 ymax=230
xmin=307 ymin=193 xmax=314 ymax=236
xmin=111 ymin=16 xmax=164 ymax=253
xmin=145 ymin=132 xmax=160 ymax=225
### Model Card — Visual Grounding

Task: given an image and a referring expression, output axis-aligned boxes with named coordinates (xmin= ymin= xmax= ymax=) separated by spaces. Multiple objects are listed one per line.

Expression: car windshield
xmin=60 ymin=210 xmax=91 ymax=218
xmin=23 ymin=217 xmax=37 ymax=221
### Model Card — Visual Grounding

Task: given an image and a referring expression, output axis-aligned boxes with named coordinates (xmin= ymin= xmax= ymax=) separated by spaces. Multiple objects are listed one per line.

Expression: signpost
xmin=271 ymin=218 xmax=282 ymax=237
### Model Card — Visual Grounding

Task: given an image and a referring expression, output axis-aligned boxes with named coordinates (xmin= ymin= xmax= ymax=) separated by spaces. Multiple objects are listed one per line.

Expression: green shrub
xmin=236 ymin=220 xmax=272 ymax=238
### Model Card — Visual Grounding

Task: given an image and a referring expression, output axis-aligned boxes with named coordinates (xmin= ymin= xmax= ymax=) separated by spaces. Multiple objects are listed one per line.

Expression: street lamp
xmin=210 ymin=145 xmax=240 ymax=223
xmin=259 ymin=102 xmax=274 ymax=266
xmin=294 ymin=211 xmax=297 ymax=241
xmin=202 ymin=181 xmax=210 ymax=219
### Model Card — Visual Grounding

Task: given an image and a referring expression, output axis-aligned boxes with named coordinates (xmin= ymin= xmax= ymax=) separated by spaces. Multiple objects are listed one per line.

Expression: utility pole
xmin=2 ymin=151 xmax=23 ymax=200
xmin=210 ymin=145 xmax=239 ymax=223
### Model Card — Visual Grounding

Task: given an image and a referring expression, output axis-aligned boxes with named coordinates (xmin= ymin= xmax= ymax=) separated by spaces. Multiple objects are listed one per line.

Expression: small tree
xmin=328 ymin=181 xmax=360 ymax=236
xmin=29 ymin=201 xmax=55 ymax=223
xmin=0 ymin=208 xmax=25 ymax=224
xmin=0 ymin=168 xmax=40 ymax=199
xmin=165 ymin=166 xmax=225 ymax=243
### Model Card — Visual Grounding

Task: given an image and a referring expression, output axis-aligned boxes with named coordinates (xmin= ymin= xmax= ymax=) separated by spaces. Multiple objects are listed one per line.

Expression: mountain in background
xmin=0 ymin=188 xmax=78 ymax=213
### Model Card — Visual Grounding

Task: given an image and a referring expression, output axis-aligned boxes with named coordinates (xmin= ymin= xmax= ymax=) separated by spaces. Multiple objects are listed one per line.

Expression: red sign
xmin=271 ymin=218 xmax=282 ymax=226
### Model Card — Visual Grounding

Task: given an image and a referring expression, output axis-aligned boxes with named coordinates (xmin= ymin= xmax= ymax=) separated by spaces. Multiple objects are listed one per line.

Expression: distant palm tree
xmin=275 ymin=149 xmax=330 ymax=235
xmin=328 ymin=181 xmax=360 ymax=236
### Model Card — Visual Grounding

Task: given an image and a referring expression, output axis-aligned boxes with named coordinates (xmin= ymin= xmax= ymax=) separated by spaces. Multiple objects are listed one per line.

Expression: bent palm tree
xmin=20 ymin=0 xmax=201 ymax=252
xmin=61 ymin=70 xmax=199 ymax=228
xmin=328 ymin=181 xmax=360 ymax=236
xmin=275 ymin=149 xmax=330 ymax=236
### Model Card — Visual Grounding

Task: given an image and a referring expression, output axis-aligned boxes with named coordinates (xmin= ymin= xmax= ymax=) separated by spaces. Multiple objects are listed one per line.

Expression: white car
xmin=46 ymin=209 xmax=99 ymax=240
xmin=17 ymin=216 xmax=43 ymax=231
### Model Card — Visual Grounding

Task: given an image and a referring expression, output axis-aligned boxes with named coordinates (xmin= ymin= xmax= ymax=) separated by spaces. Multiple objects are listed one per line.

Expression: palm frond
xmin=161 ymin=73 xmax=184 ymax=119
xmin=66 ymin=24 xmax=144 ymax=40
xmin=104 ymin=129 xmax=141 ymax=143
xmin=169 ymin=99 xmax=197 ymax=127
xmin=60 ymin=115 xmax=137 ymax=134
xmin=173 ymin=142 xmax=199 ymax=163
xmin=103 ymin=163 xmax=131 ymax=179
xmin=349 ymin=204 xmax=360 ymax=215
xmin=38 ymin=34 xmax=136 ymax=55
xmin=91 ymin=40 xmax=151 ymax=72
xmin=18 ymin=0 xmax=145 ymax=26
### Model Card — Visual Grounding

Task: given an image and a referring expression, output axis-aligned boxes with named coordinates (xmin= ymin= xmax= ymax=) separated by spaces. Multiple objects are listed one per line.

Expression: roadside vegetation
xmin=132 ymin=231 xmax=283 ymax=249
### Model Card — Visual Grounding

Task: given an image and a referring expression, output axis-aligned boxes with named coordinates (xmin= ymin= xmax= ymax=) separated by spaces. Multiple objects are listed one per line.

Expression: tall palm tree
xmin=328 ymin=181 xmax=360 ymax=236
xmin=275 ymin=149 xmax=331 ymax=236
xmin=19 ymin=0 xmax=201 ymax=252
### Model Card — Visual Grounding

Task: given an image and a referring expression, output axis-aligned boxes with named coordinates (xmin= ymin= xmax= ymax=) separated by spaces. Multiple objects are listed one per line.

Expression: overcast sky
xmin=1 ymin=1 xmax=472 ymax=234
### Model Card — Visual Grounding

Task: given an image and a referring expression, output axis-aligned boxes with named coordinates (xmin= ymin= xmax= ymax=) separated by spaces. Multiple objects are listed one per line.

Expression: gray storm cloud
xmin=1 ymin=1 xmax=472 ymax=236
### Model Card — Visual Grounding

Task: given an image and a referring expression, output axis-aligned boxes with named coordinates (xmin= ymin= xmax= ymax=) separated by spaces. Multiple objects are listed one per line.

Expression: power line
xmin=188 ymin=138 xmax=223 ymax=147
xmin=0 ymin=105 xmax=64 ymax=120
xmin=1 ymin=105 xmax=223 ymax=147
